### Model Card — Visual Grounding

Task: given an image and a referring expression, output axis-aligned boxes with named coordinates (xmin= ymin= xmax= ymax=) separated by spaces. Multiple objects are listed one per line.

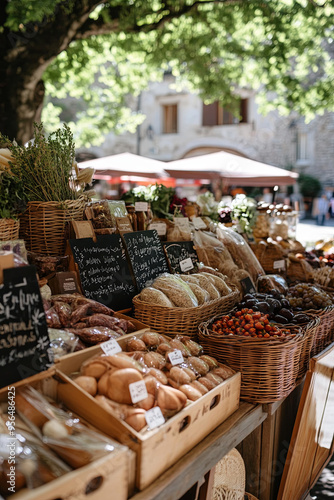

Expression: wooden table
xmin=130 ymin=402 xmax=267 ymax=500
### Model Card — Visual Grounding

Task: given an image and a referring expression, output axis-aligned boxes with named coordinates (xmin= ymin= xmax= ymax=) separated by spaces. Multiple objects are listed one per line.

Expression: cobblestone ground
xmin=310 ymin=455 xmax=334 ymax=499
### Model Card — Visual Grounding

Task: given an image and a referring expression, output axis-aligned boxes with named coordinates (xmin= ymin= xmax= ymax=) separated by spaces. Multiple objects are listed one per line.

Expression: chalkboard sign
xmin=0 ymin=266 xmax=51 ymax=387
xmin=163 ymin=241 xmax=199 ymax=274
xmin=122 ymin=230 xmax=169 ymax=291
xmin=69 ymin=235 xmax=136 ymax=310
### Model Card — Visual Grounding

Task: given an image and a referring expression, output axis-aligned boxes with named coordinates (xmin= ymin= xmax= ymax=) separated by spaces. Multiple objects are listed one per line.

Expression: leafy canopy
xmin=4 ymin=0 xmax=334 ymax=147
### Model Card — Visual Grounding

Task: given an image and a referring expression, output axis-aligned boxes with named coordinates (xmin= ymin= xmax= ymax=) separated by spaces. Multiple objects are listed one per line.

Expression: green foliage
xmin=230 ymin=194 xmax=258 ymax=235
xmin=121 ymin=183 xmax=175 ymax=219
xmin=0 ymin=172 xmax=26 ymax=219
xmin=6 ymin=123 xmax=78 ymax=202
xmin=196 ymin=192 xmax=219 ymax=221
xmin=3 ymin=0 xmax=334 ymax=145
xmin=298 ymin=173 xmax=322 ymax=198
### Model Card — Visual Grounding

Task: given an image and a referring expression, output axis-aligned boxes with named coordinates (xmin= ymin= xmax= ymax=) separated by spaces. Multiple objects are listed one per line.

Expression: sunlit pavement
xmin=296 ymin=218 xmax=334 ymax=248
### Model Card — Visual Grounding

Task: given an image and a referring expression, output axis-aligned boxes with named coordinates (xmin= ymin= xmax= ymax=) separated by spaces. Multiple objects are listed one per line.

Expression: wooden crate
xmin=0 ymin=370 xmax=134 ymax=500
xmin=56 ymin=332 xmax=241 ymax=491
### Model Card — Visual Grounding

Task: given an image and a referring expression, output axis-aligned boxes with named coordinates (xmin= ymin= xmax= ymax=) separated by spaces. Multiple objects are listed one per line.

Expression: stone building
xmin=84 ymin=74 xmax=334 ymax=194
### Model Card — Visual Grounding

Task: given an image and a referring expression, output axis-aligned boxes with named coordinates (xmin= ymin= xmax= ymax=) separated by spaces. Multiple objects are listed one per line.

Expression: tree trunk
xmin=0 ymin=73 xmax=45 ymax=145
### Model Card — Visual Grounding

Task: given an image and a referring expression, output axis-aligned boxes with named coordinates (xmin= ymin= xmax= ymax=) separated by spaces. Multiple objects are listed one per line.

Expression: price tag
xmin=168 ymin=349 xmax=184 ymax=365
xmin=135 ymin=202 xmax=148 ymax=212
xmin=273 ymin=259 xmax=286 ymax=270
xmin=145 ymin=407 xmax=165 ymax=430
xmin=240 ymin=277 xmax=256 ymax=294
xmin=173 ymin=217 xmax=190 ymax=231
xmin=191 ymin=217 xmax=207 ymax=229
xmin=100 ymin=339 xmax=122 ymax=355
xmin=148 ymin=222 xmax=167 ymax=236
xmin=129 ymin=380 xmax=148 ymax=404
xmin=180 ymin=257 xmax=194 ymax=272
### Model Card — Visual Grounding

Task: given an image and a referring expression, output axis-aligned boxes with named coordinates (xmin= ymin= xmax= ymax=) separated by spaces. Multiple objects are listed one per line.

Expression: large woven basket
xmin=19 ymin=197 xmax=87 ymax=256
xmin=133 ymin=288 xmax=240 ymax=338
xmin=0 ymin=218 xmax=20 ymax=241
xmin=309 ymin=305 xmax=334 ymax=356
xmin=198 ymin=317 xmax=303 ymax=403
xmin=255 ymin=242 xmax=287 ymax=275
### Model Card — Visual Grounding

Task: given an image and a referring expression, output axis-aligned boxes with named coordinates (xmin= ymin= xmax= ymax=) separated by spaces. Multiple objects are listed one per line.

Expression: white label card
xmin=101 ymin=339 xmax=122 ymax=355
xmin=180 ymin=257 xmax=194 ymax=272
xmin=191 ymin=217 xmax=207 ymax=229
xmin=145 ymin=407 xmax=165 ymax=430
xmin=148 ymin=223 xmax=167 ymax=236
xmin=129 ymin=380 xmax=148 ymax=404
xmin=168 ymin=349 xmax=184 ymax=365
xmin=273 ymin=259 xmax=286 ymax=270
xmin=173 ymin=217 xmax=190 ymax=231
xmin=135 ymin=202 xmax=148 ymax=212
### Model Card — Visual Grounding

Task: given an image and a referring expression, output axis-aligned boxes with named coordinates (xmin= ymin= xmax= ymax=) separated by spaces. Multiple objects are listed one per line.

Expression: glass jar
xmin=136 ymin=209 xmax=147 ymax=231
xmin=253 ymin=209 xmax=270 ymax=240
xmin=269 ymin=211 xmax=289 ymax=240
xmin=126 ymin=204 xmax=137 ymax=231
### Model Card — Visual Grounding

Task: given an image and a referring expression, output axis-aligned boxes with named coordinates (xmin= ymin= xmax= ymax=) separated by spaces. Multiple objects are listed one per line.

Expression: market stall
xmin=0 ymin=126 xmax=333 ymax=500
xmin=164 ymin=151 xmax=299 ymax=186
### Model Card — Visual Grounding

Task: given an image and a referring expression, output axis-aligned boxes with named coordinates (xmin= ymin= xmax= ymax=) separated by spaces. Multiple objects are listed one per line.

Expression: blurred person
xmin=313 ymin=194 xmax=330 ymax=225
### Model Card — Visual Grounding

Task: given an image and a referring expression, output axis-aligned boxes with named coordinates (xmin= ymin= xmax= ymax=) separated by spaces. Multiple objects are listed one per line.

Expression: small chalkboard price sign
xmin=69 ymin=234 xmax=136 ymax=310
xmin=163 ymin=241 xmax=199 ymax=274
xmin=122 ymin=230 xmax=169 ymax=291
xmin=0 ymin=266 xmax=52 ymax=386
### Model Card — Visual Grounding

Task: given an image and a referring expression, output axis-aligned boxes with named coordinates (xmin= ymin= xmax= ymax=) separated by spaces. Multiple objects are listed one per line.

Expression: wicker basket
xmin=133 ymin=288 xmax=240 ymax=338
xmin=0 ymin=218 xmax=20 ymax=241
xmin=19 ymin=197 xmax=87 ymax=256
xmin=198 ymin=317 xmax=303 ymax=403
xmin=286 ymin=259 xmax=314 ymax=283
xmin=212 ymin=448 xmax=245 ymax=500
xmin=254 ymin=241 xmax=287 ymax=275
xmin=295 ymin=315 xmax=321 ymax=380
xmin=309 ymin=305 xmax=334 ymax=356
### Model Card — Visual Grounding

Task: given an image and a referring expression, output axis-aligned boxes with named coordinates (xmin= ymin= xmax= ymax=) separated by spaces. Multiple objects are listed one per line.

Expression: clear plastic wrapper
xmin=48 ymin=328 xmax=80 ymax=359
xmin=15 ymin=387 xmax=119 ymax=469
xmin=257 ymin=274 xmax=289 ymax=295
xmin=192 ymin=230 xmax=239 ymax=277
xmin=27 ymin=253 xmax=69 ymax=278
xmin=152 ymin=273 xmax=198 ymax=307
xmin=85 ymin=199 xmax=116 ymax=231
xmin=0 ymin=239 xmax=27 ymax=261
xmin=0 ymin=428 xmax=71 ymax=497
xmin=216 ymin=225 xmax=265 ymax=283
xmin=166 ymin=222 xmax=192 ymax=241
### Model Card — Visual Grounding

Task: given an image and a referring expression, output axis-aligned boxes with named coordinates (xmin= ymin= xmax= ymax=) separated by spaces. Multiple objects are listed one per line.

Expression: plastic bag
xmin=16 ymin=387 xmax=120 ymax=469
xmin=216 ymin=225 xmax=265 ymax=282
xmin=257 ymin=274 xmax=289 ymax=295
xmin=152 ymin=273 xmax=198 ymax=307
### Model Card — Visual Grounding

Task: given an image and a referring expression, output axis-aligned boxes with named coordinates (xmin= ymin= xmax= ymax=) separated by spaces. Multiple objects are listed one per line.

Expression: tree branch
xmin=74 ymin=0 xmax=243 ymax=39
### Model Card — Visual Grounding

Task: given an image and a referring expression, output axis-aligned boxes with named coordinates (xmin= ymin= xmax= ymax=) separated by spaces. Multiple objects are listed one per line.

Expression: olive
xmin=273 ymin=314 xmax=289 ymax=324
xmin=293 ymin=313 xmax=311 ymax=324
xmin=267 ymin=298 xmax=281 ymax=312
xmin=245 ymin=299 xmax=259 ymax=307
xmin=256 ymin=302 xmax=271 ymax=314
xmin=280 ymin=298 xmax=291 ymax=309
xmin=244 ymin=294 xmax=255 ymax=301
xmin=278 ymin=308 xmax=294 ymax=321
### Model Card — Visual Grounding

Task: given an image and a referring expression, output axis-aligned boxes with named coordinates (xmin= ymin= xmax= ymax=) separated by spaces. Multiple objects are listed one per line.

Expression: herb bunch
xmin=0 ymin=171 xmax=26 ymax=219
xmin=8 ymin=123 xmax=78 ymax=203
